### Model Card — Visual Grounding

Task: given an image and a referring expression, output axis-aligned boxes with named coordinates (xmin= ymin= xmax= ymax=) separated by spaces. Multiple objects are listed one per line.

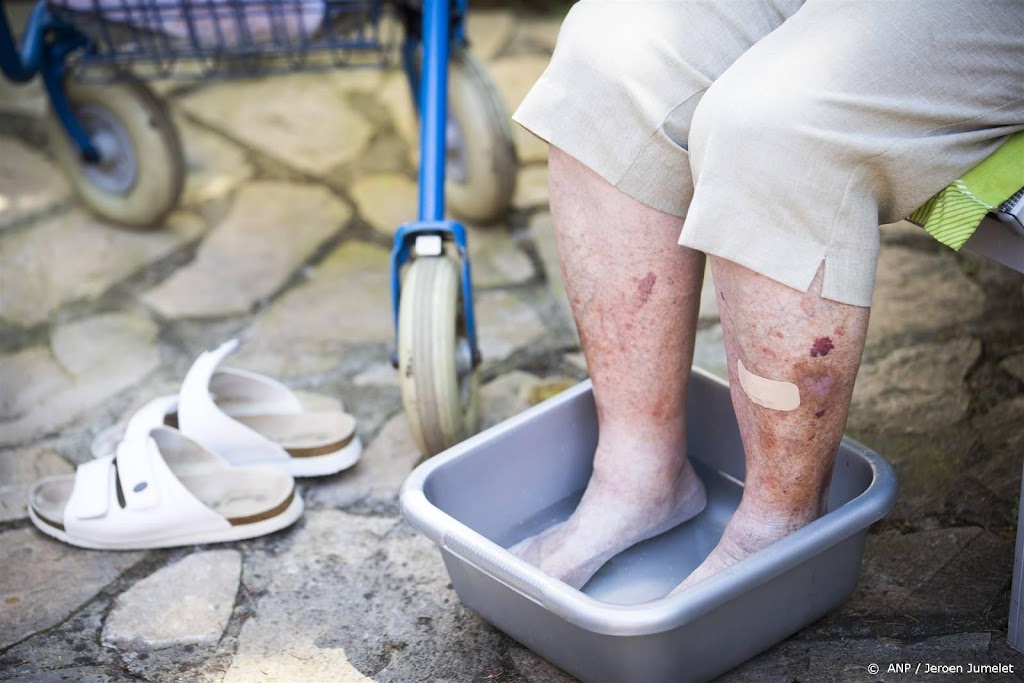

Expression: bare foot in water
xmin=510 ymin=454 xmax=707 ymax=590
xmin=668 ymin=503 xmax=821 ymax=596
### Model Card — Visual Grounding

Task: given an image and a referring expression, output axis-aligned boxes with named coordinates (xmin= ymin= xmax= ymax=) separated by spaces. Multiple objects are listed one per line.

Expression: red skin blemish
xmin=636 ymin=272 xmax=656 ymax=306
xmin=810 ymin=337 xmax=834 ymax=358
xmin=814 ymin=409 xmax=827 ymax=418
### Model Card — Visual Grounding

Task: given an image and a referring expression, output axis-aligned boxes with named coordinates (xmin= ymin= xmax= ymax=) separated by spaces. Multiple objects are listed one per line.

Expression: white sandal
xmin=93 ymin=339 xmax=363 ymax=477
xmin=29 ymin=397 xmax=303 ymax=550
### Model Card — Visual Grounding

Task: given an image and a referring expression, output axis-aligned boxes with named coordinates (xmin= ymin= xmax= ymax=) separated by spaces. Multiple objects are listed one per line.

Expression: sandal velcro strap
xmin=66 ymin=457 xmax=113 ymax=520
xmin=116 ymin=395 xmax=180 ymax=510
xmin=209 ymin=367 xmax=304 ymax=416
xmin=115 ymin=437 xmax=163 ymax=511
xmin=178 ymin=340 xmax=299 ymax=466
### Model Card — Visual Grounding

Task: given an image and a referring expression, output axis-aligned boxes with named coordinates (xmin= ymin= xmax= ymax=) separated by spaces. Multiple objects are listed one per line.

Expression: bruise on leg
xmin=810 ymin=336 xmax=834 ymax=357
xmin=761 ymin=341 xmax=858 ymax=515
xmin=635 ymin=271 xmax=656 ymax=307
xmin=793 ymin=346 xmax=853 ymax=427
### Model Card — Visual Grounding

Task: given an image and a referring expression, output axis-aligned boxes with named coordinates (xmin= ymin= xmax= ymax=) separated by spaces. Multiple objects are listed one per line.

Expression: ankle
xmin=590 ymin=447 xmax=695 ymax=502
xmin=722 ymin=502 xmax=819 ymax=550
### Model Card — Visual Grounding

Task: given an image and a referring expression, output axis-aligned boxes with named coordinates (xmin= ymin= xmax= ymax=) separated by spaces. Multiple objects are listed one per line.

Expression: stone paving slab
xmin=866 ymin=245 xmax=986 ymax=347
xmin=0 ymin=313 xmax=160 ymax=447
xmin=0 ymin=210 xmax=202 ymax=326
xmin=2 ymin=666 xmax=132 ymax=683
xmin=0 ymin=528 xmax=142 ymax=650
xmin=0 ymin=78 xmax=46 ymax=118
xmin=226 ymin=511 xmax=510 ymax=683
xmin=351 ymin=172 xmax=419 ymax=237
xmin=0 ymin=445 xmax=73 ymax=523
xmin=509 ymin=645 xmax=579 ymax=683
xmin=469 ymin=226 xmax=535 ymax=288
xmin=179 ymin=73 xmax=374 ymax=177
xmin=143 ymin=181 xmax=350 ymax=318
xmin=513 ymin=163 xmax=549 ymax=211
xmin=850 ymin=337 xmax=980 ymax=435
xmin=102 ymin=549 xmax=241 ymax=650
xmin=975 ymin=396 xmax=1024 ymax=501
xmin=1002 ymin=354 xmax=1024 ymax=383
xmin=236 ymin=240 xmax=393 ymax=377
xmin=528 ymin=211 xmax=575 ymax=337
xmin=0 ymin=137 xmax=70 ymax=230
xmin=718 ymin=632 xmax=1004 ymax=683
xmin=854 ymin=527 xmax=1001 ymax=621
xmin=377 ymin=71 xmax=418 ymax=157
xmin=176 ymin=118 xmax=255 ymax=207
xmin=519 ymin=16 xmax=562 ymax=55
xmin=479 ymin=370 xmax=540 ymax=430
xmin=475 ymin=289 xmax=548 ymax=361
xmin=303 ymin=410 xmax=421 ymax=511
xmin=466 ymin=10 xmax=516 ymax=61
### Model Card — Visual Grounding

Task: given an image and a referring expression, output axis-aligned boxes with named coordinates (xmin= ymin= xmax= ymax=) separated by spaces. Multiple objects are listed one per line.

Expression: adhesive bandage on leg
xmin=736 ymin=359 xmax=800 ymax=411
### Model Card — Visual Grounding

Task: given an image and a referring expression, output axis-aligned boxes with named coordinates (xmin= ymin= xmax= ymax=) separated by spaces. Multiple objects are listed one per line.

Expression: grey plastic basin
xmin=400 ymin=368 xmax=898 ymax=682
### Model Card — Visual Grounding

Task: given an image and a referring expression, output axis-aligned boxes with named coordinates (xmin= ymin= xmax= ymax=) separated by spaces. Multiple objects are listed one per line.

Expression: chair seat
xmin=909 ymin=131 xmax=1024 ymax=261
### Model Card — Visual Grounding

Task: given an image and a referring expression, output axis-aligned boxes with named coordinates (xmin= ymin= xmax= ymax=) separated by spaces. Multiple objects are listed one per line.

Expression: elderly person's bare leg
xmin=510 ymin=146 xmax=707 ymax=589
xmin=671 ymin=258 xmax=870 ymax=593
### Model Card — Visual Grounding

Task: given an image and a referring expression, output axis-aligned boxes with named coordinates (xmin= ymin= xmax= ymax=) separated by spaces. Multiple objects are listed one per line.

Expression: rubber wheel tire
xmin=398 ymin=256 xmax=480 ymax=456
xmin=47 ymin=68 xmax=185 ymax=228
xmin=445 ymin=46 xmax=518 ymax=225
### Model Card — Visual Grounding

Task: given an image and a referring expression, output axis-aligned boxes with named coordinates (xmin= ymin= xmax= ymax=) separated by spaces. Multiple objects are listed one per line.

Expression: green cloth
xmin=910 ymin=131 xmax=1024 ymax=250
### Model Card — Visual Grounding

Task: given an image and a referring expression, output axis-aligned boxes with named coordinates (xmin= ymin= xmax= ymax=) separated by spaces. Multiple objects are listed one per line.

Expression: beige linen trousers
xmin=513 ymin=0 xmax=1024 ymax=306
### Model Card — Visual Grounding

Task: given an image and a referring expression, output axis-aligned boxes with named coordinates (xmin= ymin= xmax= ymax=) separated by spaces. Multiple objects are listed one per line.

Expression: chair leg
xmin=1008 ymin=456 xmax=1024 ymax=652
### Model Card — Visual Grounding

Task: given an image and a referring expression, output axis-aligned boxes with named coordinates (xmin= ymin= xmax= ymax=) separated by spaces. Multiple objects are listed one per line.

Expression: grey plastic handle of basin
xmin=442 ymin=528 xmax=553 ymax=608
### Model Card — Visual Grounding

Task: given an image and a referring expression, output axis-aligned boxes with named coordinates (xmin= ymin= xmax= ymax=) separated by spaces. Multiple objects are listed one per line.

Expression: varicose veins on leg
xmin=509 ymin=145 xmax=708 ymax=590
xmin=671 ymin=257 xmax=870 ymax=593
xmin=510 ymin=149 xmax=870 ymax=596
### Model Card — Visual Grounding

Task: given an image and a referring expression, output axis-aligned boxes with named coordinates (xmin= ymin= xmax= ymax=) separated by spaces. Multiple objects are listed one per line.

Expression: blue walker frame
xmin=0 ymin=2 xmax=101 ymax=161
xmin=0 ymin=0 xmax=481 ymax=369
xmin=390 ymin=0 xmax=480 ymax=368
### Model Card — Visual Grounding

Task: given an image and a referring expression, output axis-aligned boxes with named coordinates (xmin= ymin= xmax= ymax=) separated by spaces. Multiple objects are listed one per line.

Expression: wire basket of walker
xmin=47 ymin=0 xmax=396 ymax=78
xmin=8 ymin=0 xmax=514 ymax=229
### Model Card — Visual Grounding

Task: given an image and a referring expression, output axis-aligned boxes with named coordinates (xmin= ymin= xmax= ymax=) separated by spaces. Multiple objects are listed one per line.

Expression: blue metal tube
xmin=0 ymin=1 xmax=49 ymax=82
xmin=389 ymin=219 xmax=480 ymax=362
xmin=416 ymin=0 xmax=450 ymax=222
xmin=39 ymin=54 xmax=100 ymax=161
xmin=1 ymin=2 xmax=99 ymax=160
xmin=454 ymin=0 xmax=468 ymax=45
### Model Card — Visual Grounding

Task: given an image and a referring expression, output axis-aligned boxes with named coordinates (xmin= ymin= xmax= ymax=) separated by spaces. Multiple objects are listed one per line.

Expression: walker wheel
xmin=46 ymin=68 xmax=185 ymax=228
xmin=445 ymin=46 xmax=518 ymax=225
xmin=398 ymin=255 xmax=480 ymax=456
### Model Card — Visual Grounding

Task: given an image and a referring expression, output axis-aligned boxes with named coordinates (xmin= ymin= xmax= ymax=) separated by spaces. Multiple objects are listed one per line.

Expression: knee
xmin=551 ymin=2 xmax=678 ymax=88
xmin=689 ymin=72 xmax=827 ymax=172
